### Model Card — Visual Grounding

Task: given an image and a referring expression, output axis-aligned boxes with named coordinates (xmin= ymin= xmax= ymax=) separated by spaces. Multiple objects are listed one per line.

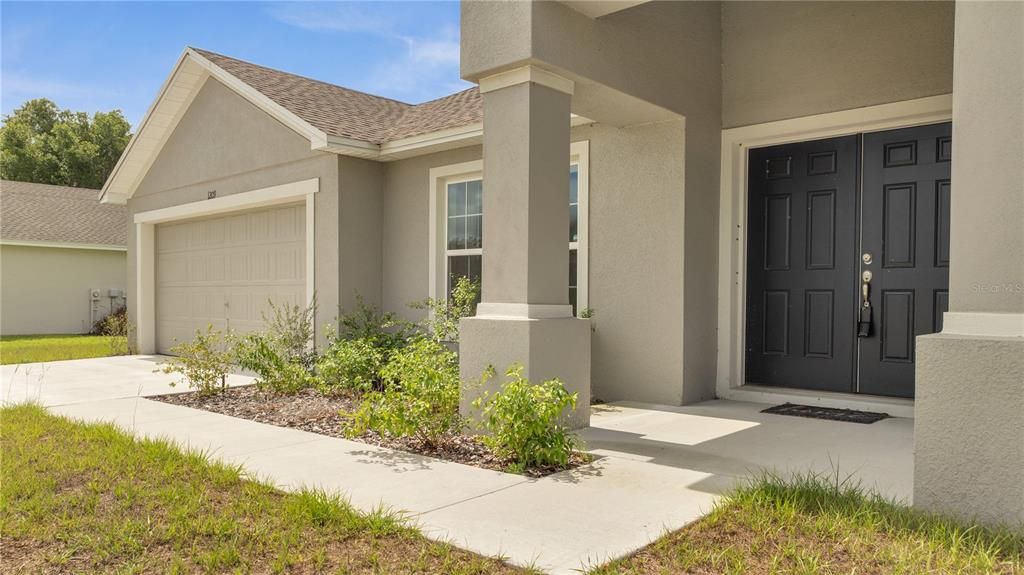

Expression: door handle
xmin=858 ymin=271 xmax=873 ymax=337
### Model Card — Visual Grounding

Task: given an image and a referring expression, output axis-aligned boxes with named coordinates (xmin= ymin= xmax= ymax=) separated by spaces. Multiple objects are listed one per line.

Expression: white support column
xmin=913 ymin=1 xmax=1024 ymax=527
xmin=459 ymin=66 xmax=591 ymax=428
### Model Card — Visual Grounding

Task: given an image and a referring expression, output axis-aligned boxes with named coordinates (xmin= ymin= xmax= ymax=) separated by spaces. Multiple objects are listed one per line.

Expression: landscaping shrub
xmin=159 ymin=325 xmax=233 ymax=396
xmin=410 ymin=276 xmax=480 ymax=343
xmin=347 ymin=338 xmax=462 ymax=448
xmin=234 ymin=333 xmax=315 ymax=395
xmin=474 ymin=365 xmax=580 ymax=471
xmin=336 ymin=295 xmax=414 ymax=356
xmin=91 ymin=306 xmax=136 ymax=355
xmin=315 ymin=337 xmax=385 ymax=394
xmin=263 ymin=297 xmax=317 ymax=368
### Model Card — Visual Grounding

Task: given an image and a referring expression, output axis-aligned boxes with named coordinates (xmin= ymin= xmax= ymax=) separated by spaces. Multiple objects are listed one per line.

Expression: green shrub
xmin=159 ymin=325 xmax=233 ymax=396
xmin=262 ymin=297 xmax=317 ymax=368
xmin=409 ymin=276 xmax=479 ymax=343
xmin=336 ymin=295 xmax=414 ymax=355
xmin=234 ymin=333 xmax=315 ymax=395
xmin=315 ymin=337 xmax=385 ymax=394
xmin=473 ymin=365 xmax=580 ymax=470
xmin=347 ymin=338 xmax=462 ymax=448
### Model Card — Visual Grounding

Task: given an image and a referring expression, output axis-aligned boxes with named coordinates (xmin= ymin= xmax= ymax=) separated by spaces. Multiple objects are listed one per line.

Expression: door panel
xmin=155 ymin=204 xmax=306 ymax=354
xmin=858 ymin=123 xmax=952 ymax=397
xmin=745 ymin=135 xmax=859 ymax=392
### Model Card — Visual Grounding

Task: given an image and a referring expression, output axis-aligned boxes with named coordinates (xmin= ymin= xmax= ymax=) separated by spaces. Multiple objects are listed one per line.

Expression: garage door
xmin=155 ymin=203 xmax=306 ymax=354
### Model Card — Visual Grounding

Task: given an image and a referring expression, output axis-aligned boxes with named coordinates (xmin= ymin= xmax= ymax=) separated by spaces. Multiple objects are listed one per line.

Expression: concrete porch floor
xmin=1 ymin=356 xmax=914 ymax=574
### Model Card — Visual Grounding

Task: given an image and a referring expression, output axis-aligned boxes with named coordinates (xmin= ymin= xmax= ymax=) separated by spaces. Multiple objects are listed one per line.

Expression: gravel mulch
xmin=150 ymin=385 xmax=587 ymax=477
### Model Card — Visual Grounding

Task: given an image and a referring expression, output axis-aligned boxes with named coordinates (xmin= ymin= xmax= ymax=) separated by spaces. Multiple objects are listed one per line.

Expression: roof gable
xmin=101 ymin=47 xmax=483 ymax=204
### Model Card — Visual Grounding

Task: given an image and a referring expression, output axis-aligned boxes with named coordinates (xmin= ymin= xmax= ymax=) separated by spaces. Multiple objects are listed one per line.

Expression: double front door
xmin=745 ymin=123 xmax=951 ymax=398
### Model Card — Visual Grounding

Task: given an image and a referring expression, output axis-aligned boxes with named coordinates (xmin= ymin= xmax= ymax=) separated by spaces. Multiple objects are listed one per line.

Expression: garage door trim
xmin=133 ymin=177 xmax=318 ymax=354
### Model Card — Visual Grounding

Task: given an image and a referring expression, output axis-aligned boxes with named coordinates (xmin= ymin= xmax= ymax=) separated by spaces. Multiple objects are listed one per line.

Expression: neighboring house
xmin=1 ymin=180 xmax=127 ymax=335
xmin=101 ymin=2 xmax=1022 ymax=526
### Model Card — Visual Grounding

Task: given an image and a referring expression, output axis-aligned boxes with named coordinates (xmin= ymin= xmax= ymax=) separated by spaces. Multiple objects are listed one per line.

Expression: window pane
xmin=569 ymin=287 xmax=577 ymax=316
xmin=569 ymin=249 xmax=577 ymax=288
xmin=448 ymin=182 xmax=466 ymax=217
xmin=448 ymin=255 xmax=468 ymax=296
xmin=569 ymin=165 xmax=578 ymax=205
xmin=466 ymin=214 xmax=482 ymax=250
xmin=467 ymin=179 xmax=483 ymax=215
xmin=569 ymin=204 xmax=578 ymax=242
xmin=468 ymin=254 xmax=483 ymax=286
xmin=447 ymin=216 xmax=466 ymax=250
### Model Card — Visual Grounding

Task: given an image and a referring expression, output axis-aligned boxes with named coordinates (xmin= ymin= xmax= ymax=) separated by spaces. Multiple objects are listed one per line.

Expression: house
xmin=1 ymin=180 xmax=127 ymax=335
xmin=101 ymin=1 xmax=1022 ymax=526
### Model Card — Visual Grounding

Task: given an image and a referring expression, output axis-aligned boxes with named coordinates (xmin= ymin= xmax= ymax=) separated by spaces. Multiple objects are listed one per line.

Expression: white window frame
xmin=428 ymin=140 xmax=590 ymax=312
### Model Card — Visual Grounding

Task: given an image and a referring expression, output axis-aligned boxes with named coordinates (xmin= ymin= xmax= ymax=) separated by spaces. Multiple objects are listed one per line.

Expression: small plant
xmin=159 ymin=325 xmax=233 ymax=396
xmin=92 ymin=306 xmax=136 ymax=356
xmin=578 ymin=307 xmax=594 ymax=319
xmin=337 ymin=294 xmax=414 ymax=355
xmin=410 ymin=276 xmax=480 ymax=343
xmin=473 ymin=364 xmax=581 ymax=470
xmin=263 ymin=297 xmax=317 ymax=368
xmin=315 ymin=336 xmax=385 ymax=394
xmin=347 ymin=338 xmax=462 ymax=448
xmin=234 ymin=333 xmax=315 ymax=395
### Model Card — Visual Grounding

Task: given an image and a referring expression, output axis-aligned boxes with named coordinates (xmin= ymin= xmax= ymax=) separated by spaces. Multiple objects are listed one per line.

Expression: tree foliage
xmin=0 ymin=98 xmax=131 ymax=189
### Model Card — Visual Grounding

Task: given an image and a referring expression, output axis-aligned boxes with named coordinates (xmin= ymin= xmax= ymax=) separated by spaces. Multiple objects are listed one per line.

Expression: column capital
xmin=478 ymin=65 xmax=575 ymax=96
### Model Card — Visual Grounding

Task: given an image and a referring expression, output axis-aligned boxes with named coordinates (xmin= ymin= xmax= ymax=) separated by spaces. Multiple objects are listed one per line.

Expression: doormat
xmin=761 ymin=403 xmax=889 ymax=424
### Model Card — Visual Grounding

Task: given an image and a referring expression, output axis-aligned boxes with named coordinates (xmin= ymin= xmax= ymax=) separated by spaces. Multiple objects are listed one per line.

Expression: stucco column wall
xmin=914 ymin=0 xmax=1024 ymax=528
xmin=479 ymin=82 xmax=571 ymax=306
xmin=459 ymin=71 xmax=591 ymax=428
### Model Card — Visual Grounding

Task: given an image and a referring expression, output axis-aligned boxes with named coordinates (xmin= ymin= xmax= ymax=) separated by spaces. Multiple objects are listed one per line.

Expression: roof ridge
xmin=189 ymin=47 xmax=416 ymax=109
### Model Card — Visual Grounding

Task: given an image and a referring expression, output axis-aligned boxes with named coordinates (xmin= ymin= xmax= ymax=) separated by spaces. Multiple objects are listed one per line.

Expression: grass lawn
xmin=0 ymin=404 xmax=528 ymax=574
xmin=594 ymin=473 xmax=1024 ymax=575
xmin=0 ymin=334 xmax=124 ymax=365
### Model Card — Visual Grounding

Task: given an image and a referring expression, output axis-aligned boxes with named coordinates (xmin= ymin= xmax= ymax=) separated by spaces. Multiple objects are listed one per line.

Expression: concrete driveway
xmin=1 ymin=356 xmax=914 ymax=574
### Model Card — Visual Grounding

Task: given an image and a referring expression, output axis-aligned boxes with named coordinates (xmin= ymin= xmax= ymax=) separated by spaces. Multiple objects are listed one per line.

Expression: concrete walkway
xmin=2 ymin=356 xmax=914 ymax=574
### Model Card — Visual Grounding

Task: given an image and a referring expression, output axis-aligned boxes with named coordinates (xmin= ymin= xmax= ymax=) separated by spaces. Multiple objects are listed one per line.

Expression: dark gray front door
xmin=744 ymin=123 xmax=952 ymax=398
xmin=745 ymin=135 xmax=860 ymax=393
xmin=858 ymin=123 xmax=952 ymax=397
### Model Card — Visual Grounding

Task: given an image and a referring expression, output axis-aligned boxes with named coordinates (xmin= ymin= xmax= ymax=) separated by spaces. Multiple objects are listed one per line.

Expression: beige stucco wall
xmin=0 ymin=245 xmax=126 ymax=335
xmin=382 ymin=121 xmax=688 ymax=405
xmin=722 ymin=1 xmax=954 ymax=128
xmin=129 ymin=78 xmax=342 ymax=341
xmin=381 ymin=145 xmax=482 ymax=318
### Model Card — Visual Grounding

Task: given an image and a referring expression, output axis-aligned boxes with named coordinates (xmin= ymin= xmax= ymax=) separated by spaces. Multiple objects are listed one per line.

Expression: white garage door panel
xmin=155 ymin=203 xmax=305 ymax=353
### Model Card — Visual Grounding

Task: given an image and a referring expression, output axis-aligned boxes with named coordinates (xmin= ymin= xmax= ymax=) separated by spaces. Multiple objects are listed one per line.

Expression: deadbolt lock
xmin=862 ymin=253 xmax=873 ymax=265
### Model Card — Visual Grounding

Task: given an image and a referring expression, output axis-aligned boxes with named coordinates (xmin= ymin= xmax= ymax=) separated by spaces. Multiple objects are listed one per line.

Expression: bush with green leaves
xmin=410 ymin=276 xmax=480 ymax=343
xmin=347 ymin=338 xmax=462 ymax=448
xmin=336 ymin=295 xmax=415 ymax=355
xmin=159 ymin=325 xmax=233 ymax=396
xmin=473 ymin=365 xmax=581 ymax=471
xmin=234 ymin=333 xmax=315 ymax=395
xmin=315 ymin=336 xmax=385 ymax=394
xmin=263 ymin=297 xmax=317 ymax=368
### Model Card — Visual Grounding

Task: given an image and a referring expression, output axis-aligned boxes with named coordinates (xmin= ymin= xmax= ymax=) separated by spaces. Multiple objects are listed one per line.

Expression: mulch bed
xmin=150 ymin=385 xmax=586 ymax=477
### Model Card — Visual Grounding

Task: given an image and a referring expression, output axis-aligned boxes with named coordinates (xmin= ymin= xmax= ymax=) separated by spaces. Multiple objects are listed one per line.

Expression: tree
xmin=0 ymin=98 xmax=131 ymax=189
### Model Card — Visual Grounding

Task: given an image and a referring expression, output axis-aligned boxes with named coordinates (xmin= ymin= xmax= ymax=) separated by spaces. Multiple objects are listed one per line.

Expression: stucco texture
xmin=914 ymin=333 xmax=1024 ymax=526
xmin=382 ymin=122 xmax=688 ymax=405
xmin=722 ymin=1 xmax=954 ymax=128
xmin=1 ymin=245 xmax=126 ymax=335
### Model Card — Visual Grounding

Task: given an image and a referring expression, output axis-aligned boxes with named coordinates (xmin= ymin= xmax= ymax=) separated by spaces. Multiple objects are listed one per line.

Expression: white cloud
xmin=268 ymin=3 xmax=471 ymax=103
xmin=267 ymin=3 xmax=392 ymax=34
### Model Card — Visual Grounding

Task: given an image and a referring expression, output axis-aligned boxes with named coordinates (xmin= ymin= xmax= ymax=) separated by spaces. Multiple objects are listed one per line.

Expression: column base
xmin=914 ymin=332 xmax=1024 ymax=527
xmin=459 ymin=315 xmax=591 ymax=429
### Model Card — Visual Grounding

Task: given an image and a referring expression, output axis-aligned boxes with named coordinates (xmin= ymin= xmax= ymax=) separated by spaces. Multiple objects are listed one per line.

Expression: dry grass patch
xmin=0 ymin=404 xmax=530 ymax=574
xmin=592 ymin=472 xmax=1023 ymax=575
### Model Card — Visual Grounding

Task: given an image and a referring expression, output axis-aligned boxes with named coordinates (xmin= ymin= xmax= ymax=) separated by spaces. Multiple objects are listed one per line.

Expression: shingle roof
xmin=192 ymin=48 xmax=482 ymax=145
xmin=0 ymin=180 xmax=127 ymax=247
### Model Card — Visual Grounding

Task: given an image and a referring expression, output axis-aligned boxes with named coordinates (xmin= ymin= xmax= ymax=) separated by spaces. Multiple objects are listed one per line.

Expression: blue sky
xmin=1 ymin=1 xmax=468 ymax=128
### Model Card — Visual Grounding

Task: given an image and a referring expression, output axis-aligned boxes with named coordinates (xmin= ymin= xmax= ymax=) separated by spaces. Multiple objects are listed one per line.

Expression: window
xmin=429 ymin=141 xmax=589 ymax=314
xmin=445 ymin=178 xmax=483 ymax=298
